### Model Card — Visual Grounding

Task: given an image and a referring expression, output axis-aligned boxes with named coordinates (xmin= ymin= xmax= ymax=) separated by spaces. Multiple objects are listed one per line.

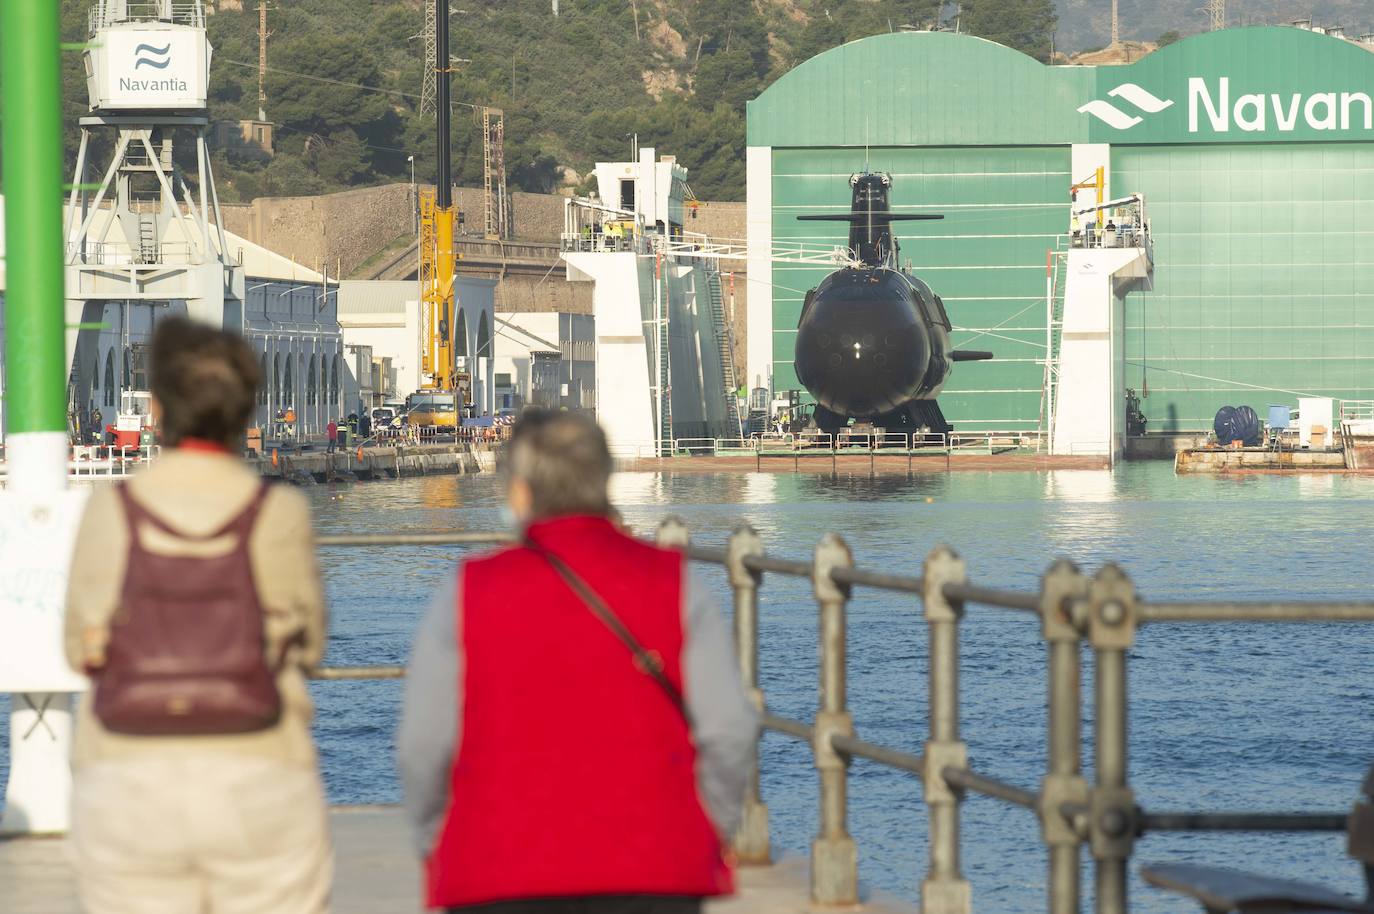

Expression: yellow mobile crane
xmin=415 ymin=0 xmax=464 ymax=430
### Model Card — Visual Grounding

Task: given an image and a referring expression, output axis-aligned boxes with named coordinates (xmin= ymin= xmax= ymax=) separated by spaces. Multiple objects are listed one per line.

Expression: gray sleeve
xmin=683 ymin=571 xmax=759 ymax=837
xmin=397 ymin=570 xmax=463 ymax=857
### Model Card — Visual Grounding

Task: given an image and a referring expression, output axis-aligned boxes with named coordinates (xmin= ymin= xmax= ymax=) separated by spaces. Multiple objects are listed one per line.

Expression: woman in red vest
xmin=398 ymin=411 xmax=757 ymax=914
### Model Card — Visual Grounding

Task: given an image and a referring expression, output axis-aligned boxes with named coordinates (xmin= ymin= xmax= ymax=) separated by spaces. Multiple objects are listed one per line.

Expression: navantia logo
xmin=134 ymin=42 xmax=171 ymax=70
xmin=1079 ymin=78 xmax=1374 ymax=134
xmin=1077 ymin=83 xmax=1175 ymax=130
xmin=1188 ymin=78 xmax=1374 ymax=132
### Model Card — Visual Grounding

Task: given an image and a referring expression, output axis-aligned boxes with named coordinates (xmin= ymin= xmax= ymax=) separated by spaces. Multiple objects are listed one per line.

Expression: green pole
xmin=2 ymin=0 xmax=67 ymax=438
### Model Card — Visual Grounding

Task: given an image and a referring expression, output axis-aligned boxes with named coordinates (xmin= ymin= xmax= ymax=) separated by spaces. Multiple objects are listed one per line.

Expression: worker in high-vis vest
xmin=398 ymin=410 xmax=756 ymax=914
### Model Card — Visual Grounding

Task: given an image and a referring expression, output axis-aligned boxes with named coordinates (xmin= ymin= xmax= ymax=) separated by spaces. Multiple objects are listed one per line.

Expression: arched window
xmin=92 ymin=355 xmax=100 ymax=392
xmin=330 ymin=354 xmax=340 ymax=409
xmin=122 ymin=348 xmax=131 ymax=388
xmin=258 ymin=353 xmax=268 ymax=406
xmin=306 ymin=355 xmax=317 ymax=406
xmin=283 ymin=352 xmax=294 ymax=407
xmin=455 ymin=308 xmax=468 ymax=358
xmin=103 ymin=350 xmax=116 ymax=407
xmin=273 ymin=352 xmax=281 ymax=407
xmin=476 ymin=311 xmax=491 ymax=359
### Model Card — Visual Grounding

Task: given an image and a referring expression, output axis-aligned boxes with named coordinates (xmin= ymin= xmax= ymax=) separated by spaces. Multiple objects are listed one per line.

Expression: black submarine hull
xmin=794 ymin=267 xmax=953 ymax=423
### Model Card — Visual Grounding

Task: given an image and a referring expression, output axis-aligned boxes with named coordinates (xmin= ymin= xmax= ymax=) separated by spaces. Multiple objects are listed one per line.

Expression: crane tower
xmin=1204 ymin=0 xmax=1225 ymax=31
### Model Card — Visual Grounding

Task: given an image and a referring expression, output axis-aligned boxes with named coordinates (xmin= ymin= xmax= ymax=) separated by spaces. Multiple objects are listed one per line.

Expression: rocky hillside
xmin=1055 ymin=0 xmax=1374 ymax=51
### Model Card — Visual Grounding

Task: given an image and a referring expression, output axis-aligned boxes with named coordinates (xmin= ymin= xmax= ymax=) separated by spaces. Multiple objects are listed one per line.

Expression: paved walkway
xmin=2 ymin=807 xmax=917 ymax=913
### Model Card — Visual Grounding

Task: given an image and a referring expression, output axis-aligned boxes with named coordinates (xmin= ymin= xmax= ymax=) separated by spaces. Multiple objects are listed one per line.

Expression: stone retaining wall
xmin=251 ymin=442 xmax=493 ymax=484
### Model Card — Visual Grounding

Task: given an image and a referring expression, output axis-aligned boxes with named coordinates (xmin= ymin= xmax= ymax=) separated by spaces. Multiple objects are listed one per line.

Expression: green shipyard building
xmin=745 ymin=26 xmax=1374 ymax=438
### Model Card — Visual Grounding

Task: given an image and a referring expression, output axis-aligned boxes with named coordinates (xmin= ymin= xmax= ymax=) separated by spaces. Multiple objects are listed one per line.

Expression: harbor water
xmin=5 ymin=463 xmax=1374 ymax=910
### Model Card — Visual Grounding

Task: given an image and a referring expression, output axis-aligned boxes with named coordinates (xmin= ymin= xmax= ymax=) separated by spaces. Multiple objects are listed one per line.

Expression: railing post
xmin=1088 ymin=564 xmax=1138 ymax=914
xmin=726 ymin=523 xmax=770 ymax=864
xmin=921 ymin=546 xmax=972 ymax=914
xmin=656 ymin=515 xmax=689 ymax=549
xmin=810 ymin=533 xmax=857 ymax=904
xmin=1039 ymin=560 xmax=1091 ymax=914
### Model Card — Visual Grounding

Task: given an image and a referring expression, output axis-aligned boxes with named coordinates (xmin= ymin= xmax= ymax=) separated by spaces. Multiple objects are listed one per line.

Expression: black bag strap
xmin=525 ymin=539 xmax=690 ymax=724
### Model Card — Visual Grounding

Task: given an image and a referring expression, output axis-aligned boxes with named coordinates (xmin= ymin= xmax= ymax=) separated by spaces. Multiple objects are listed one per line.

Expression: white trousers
xmin=72 ymin=755 xmax=332 ymax=914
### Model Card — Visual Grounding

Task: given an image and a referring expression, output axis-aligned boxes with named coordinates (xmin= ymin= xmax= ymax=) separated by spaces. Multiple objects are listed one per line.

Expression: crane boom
xmin=420 ymin=0 xmax=460 ymax=397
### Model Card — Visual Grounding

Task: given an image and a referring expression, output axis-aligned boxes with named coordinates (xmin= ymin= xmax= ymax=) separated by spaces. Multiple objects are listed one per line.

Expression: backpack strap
xmin=118 ymin=480 xmax=273 ymax=543
xmin=211 ymin=481 xmax=273 ymax=539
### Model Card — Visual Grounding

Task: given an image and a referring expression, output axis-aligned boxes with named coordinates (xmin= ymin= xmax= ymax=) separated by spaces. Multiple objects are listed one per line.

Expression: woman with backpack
xmin=64 ymin=317 xmax=331 ymax=914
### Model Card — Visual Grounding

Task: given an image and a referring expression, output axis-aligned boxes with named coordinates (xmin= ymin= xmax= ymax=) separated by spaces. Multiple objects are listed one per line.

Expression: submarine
xmin=794 ymin=172 xmax=991 ymax=436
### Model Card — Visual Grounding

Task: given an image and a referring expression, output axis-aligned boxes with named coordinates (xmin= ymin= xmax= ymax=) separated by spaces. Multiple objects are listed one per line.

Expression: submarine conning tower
xmin=849 ymin=172 xmax=897 ymax=267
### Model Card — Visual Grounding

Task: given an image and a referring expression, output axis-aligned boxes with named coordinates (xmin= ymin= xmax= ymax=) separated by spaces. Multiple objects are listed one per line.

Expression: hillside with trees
xmin=1056 ymin=0 xmax=1373 ymax=54
xmin=31 ymin=1 xmax=1374 ymax=204
xmin=40 ymin=0 xmax=1061 ymax=203
xmin=18 ymin=0 xmax=1374 ymax=203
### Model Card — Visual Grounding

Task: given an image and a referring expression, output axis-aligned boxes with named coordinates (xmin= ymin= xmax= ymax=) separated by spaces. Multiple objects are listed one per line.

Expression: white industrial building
xmin=0 ymin=196 xmax=346 ymax=444
xmin=492 ymin=312 xmax=595 ymax=413
xmin=562 ymin=149 xmax=741 ymax=456
xmin=336 ymin=277 xmax=497 ymax=415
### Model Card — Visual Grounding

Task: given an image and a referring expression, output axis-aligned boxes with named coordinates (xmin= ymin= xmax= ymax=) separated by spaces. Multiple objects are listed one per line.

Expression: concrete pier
xmin=1 ymin=807 xmax=917 ymax=913
xmin=1174 ymin=446 xmax=1350 ymax=474
xmin=250 ymin=443 xmax=496 ymax=485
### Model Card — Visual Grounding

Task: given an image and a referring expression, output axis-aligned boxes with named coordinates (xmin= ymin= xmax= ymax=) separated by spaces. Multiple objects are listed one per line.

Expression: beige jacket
xmin=64 ymin=449 xmax=326 ymax=768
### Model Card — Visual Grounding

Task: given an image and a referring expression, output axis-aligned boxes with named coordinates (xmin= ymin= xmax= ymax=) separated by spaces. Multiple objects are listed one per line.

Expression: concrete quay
xmin=1174 ymin=446 xmax=1352 ymax=473
xmin=1 ymin=807 xmax=916 ymax=914
xmin=629 ymin=453 xmax=1112 ymax=473
xmin=249 ymin=443 xmax=496 ymax=485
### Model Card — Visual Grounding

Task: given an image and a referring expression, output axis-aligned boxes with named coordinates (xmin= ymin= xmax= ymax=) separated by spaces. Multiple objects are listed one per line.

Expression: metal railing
xmin=1339 ymin=399 xmax=1374 ymax=428
xmin=309 ymin=523 xmax=1374 ymax=913
xmin=0 ymin=445 xmax=161 ymax=482
xmin=606 ymin=432 xmax=1048 ymax=463
xmin=89 ymin=0 xmax=203 ymax=32
xmin=66 ymin=241 xmax=200 ymax=267
xmin=559 ymin=232 xmax=649 ymax=255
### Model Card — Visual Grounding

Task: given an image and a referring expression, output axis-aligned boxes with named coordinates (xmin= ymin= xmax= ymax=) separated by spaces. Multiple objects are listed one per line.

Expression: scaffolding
xmin=482 ymin=107 xmax=508 ymax=239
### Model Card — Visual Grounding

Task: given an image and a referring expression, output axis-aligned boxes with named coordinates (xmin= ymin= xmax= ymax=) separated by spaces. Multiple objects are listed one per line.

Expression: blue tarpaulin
xmin=1213 ymin=406 xmax=1262 ymax=446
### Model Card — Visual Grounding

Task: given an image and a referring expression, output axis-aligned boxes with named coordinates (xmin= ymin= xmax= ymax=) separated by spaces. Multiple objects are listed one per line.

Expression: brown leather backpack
xmin=93 ymin=482 xmax=283 ymax=736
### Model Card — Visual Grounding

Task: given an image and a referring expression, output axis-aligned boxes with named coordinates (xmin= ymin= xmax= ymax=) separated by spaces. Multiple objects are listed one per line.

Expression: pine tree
xmin=961 ymin=0 xmax=1058 ymax=63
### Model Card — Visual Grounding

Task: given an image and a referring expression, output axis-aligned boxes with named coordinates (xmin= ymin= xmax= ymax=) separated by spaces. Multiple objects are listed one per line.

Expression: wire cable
xmin=221 ymin=58 xmax=482 ymax=111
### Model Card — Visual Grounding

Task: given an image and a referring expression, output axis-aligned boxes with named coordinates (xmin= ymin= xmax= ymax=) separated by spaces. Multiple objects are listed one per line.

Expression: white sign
xmin=87 ymin=26 xmax=210 ymax=111
xmin=0 ymin=491 xmax=91 ymax=692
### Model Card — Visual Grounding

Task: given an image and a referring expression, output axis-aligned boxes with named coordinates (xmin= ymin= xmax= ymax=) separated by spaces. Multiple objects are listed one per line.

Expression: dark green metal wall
xmin=771 ymin=146 xmax=1066 ymax=430
xmin=1117 ymin=143 xmax=1374 ymax=429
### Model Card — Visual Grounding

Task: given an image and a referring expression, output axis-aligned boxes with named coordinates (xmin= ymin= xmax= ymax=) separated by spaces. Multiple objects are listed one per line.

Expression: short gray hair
xmin=507 ymin=411 xmax=613 ymax=519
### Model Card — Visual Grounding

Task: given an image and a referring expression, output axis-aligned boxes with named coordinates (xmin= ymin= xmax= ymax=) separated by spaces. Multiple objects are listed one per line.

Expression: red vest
xmin=425 ymin=515 xmax=734 ymax=908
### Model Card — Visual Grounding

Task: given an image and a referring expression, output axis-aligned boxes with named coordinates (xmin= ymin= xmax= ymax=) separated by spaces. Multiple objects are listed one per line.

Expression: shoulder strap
xmin=525 ymin=539 xmax=690 ymax=724
xmin=118 ymin=480 xmax=273 ymax=542
xmin=213 ymin=481 xmax=273 ymax=539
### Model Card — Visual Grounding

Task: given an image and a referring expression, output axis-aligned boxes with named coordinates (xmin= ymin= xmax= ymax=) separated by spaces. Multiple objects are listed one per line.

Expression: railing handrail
xmin=310 ymin=524 xmax=1374 ymax=912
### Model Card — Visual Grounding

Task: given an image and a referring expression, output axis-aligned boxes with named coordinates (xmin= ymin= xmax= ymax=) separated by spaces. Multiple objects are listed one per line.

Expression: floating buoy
xmin=356 ymin=445 xmax=364 ymax=463
xmin=271 ymin=448 xmax=279 ymax=467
